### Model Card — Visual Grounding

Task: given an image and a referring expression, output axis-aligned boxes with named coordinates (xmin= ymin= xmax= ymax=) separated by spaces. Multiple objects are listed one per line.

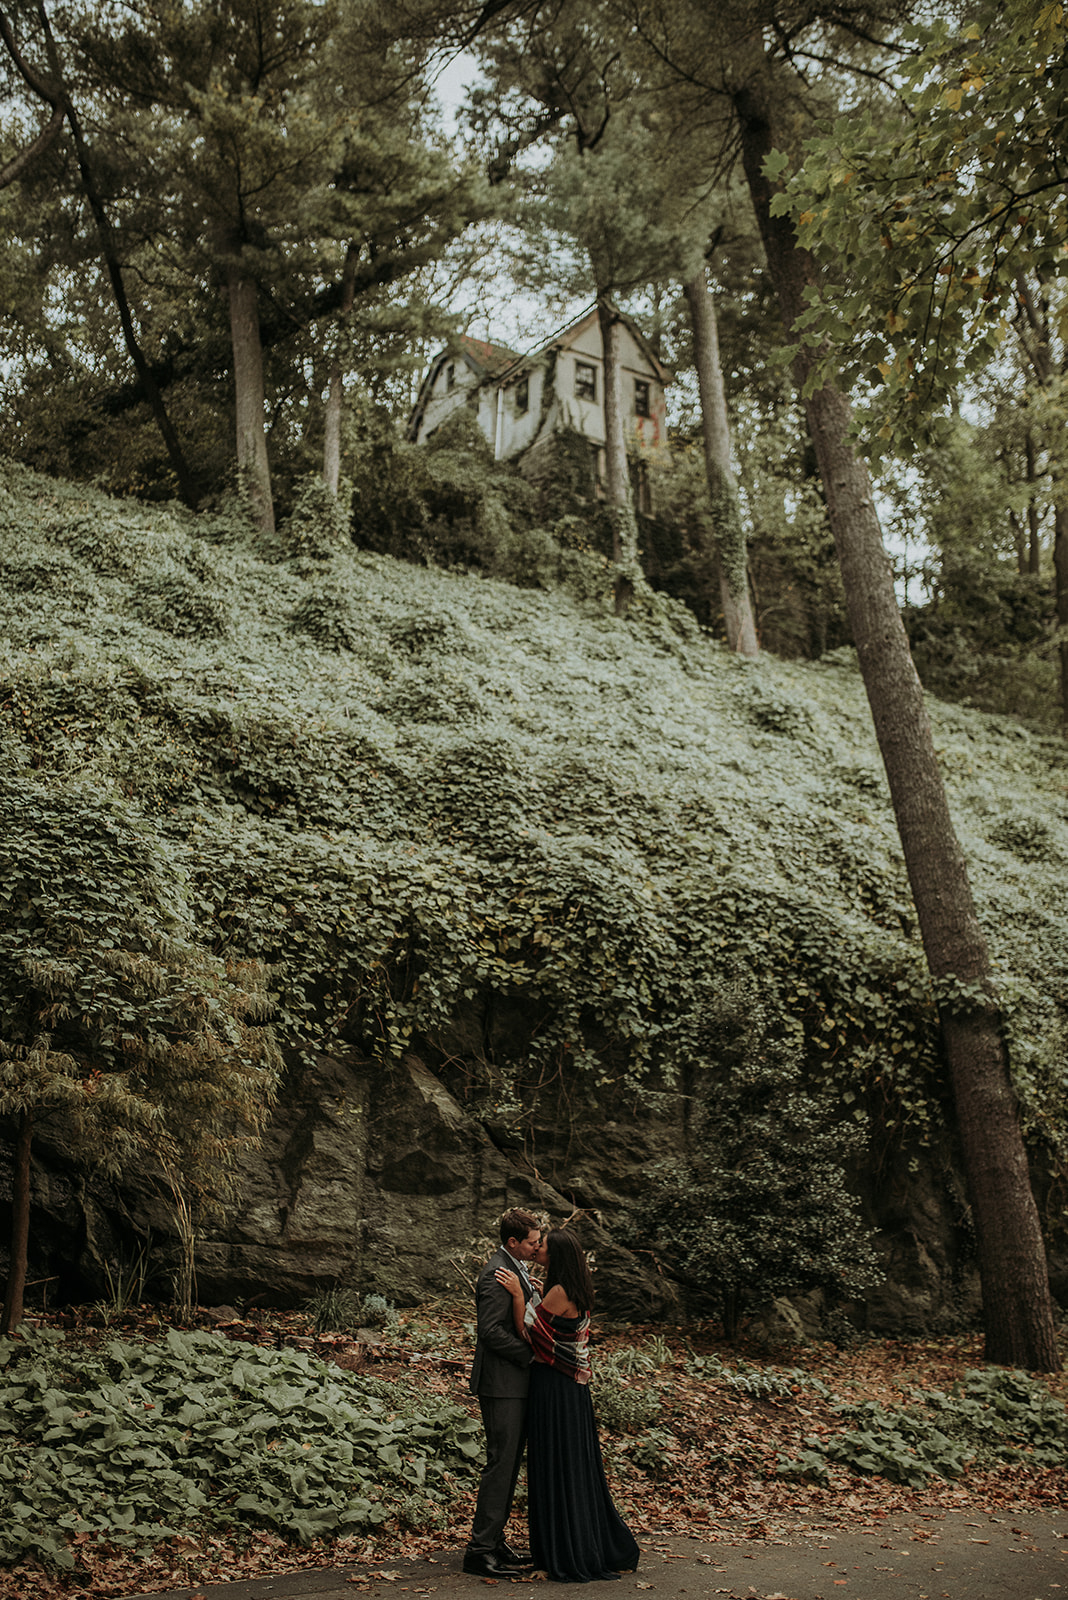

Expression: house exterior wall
xmin=627 ymin=368 xmax=670 ymax=459
xmin=552 ymin=321 xmax=606 ymax=448
xmin=410 ymin=312 xmax=670 ymax=475
xmin=511 ymin=320 xmax=669 ymax=465
xmin=494 ymin=365 xmax=547 ymax=459
xmin=476 ymin=388 xmax=497 ymax=445
xmin=412 ymin=357 xmax=480 ymax=442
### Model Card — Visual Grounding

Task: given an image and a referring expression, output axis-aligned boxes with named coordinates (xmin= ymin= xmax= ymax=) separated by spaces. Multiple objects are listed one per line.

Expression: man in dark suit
xmin=463 ymin=1207 xmax=542 ymax=1578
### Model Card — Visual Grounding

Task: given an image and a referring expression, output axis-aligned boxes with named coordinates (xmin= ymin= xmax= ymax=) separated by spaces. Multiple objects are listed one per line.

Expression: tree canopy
xmin=769 ymin=0 xmax=1068 ymax=442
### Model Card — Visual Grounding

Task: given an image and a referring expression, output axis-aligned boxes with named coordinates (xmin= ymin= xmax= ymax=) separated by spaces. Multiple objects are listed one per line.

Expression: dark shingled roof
xmin=459 ymin=334 xmax=522 ymax=377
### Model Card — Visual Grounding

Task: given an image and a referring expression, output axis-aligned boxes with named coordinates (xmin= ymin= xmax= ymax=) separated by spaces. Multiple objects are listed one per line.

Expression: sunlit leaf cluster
xmin=769 ymin=0 xmax=1068 ymax=451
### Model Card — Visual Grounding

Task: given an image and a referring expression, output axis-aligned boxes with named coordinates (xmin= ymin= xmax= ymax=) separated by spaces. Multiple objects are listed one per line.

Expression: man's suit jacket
xmin=468 ymin=1247 xmax=534 ymax=1398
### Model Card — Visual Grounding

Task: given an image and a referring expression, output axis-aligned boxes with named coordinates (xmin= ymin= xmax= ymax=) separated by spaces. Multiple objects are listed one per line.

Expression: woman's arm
xmin=494 ymin=1268 xmax=529 ymax=1340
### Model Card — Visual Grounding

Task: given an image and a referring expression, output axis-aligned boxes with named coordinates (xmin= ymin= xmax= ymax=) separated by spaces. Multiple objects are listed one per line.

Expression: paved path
xmin=128 ymin=1510 xmax=1068 ymax=1600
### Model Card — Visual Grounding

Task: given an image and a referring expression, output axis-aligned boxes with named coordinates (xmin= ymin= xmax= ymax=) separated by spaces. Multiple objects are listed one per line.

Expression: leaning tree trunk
xmin=323 ymin=244 xmax=359 ymax=497
xmin=1 ymin=1110 xmax=32 ymax=1335
xmin=735 ymin=77 xmax=1059 ymax=1371
xmin=1013 ymin=278 xmax=1068 ymax=731
xmin=227 ymin=259 xmax=275 ymax=538
xmin=683 ymin=265 xmax=759 ymax=655
xmin=1054 ymin=498 xmax=1068 ymax=734
xmin=596 ymin=295 xmax=641 ymax=616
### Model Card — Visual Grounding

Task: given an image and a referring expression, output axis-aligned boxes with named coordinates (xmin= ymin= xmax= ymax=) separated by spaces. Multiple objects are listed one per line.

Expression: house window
xmin=515 ymin=376 xmax=530 ymax=414
xmin=445 ymin=361 xmax=456 ymax=390
xmin=575 ymin=361 xmax=597 ymax=402
xmin=634 ymin=379 xmax=651 ymax=418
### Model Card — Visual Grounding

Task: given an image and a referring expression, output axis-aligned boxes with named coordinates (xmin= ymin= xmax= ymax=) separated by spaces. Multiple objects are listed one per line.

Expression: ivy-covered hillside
xmin=1 ymin=457 xmax=1067 ymax=1208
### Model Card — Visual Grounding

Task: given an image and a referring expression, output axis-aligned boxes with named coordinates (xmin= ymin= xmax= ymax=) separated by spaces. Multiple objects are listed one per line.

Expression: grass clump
xmin=305 ymin=1289 xmax=399 ymax=1334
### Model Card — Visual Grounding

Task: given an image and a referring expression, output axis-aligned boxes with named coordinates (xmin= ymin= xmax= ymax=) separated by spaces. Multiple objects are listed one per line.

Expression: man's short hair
xmin=499 ymin=1207 xmax=540 ymax=1247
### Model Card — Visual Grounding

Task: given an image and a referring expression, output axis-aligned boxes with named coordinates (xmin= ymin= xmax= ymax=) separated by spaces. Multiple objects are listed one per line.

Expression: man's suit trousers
xmin=469 ymin=1394 xmax=527 ymax=1554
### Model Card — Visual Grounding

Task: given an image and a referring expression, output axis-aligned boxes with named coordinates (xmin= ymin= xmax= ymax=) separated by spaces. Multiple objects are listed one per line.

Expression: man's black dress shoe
xmin=496 ymin=1542 xmax=532 ymax=1567
xmin=462 ymin=1549 xmax=524 ymax=1577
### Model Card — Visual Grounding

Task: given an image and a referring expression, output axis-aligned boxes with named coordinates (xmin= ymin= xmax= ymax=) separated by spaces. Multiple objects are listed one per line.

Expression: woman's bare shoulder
xmin=540 ymin=1285 xmax=579 ymax=1317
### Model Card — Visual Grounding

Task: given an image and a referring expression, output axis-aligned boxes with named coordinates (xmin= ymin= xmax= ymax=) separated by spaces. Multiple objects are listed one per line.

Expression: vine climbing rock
xmin=26 ymin=1046 xmax=681 ymax=1321
xmin=16 ymin=1033 xmax=1026 ymax=1332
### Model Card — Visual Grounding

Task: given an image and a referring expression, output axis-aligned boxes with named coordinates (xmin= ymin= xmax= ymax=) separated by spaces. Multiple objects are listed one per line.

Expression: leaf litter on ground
xmin=0 ymin=1302 xmax=1065 ymax=1599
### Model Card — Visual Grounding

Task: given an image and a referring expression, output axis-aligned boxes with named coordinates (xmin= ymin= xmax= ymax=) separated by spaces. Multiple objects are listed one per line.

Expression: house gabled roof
xmin=490 ymin=302 xmax=674 ymax=387
xmin=458 ymin=334 xmax=522 ymax=378
xmin=406 ymin=334 xmax=523 ymax=442
xmin=545 ymin=303 xmax=674 ymax=386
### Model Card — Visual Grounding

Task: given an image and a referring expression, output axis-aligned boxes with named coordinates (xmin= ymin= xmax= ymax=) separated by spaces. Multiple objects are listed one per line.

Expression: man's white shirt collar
xmin=503 ymin=1247 xmax=530 ymax=1279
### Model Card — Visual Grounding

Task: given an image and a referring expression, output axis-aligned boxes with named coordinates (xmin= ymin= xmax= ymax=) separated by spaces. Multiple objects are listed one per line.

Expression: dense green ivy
xmin=0 ymin=765 xmax=280 ymax=1203
xmin=631 ymin=976 xmax=883 ymax=1337
xmin=1 ymin=457 xmax=1067 ymax=1201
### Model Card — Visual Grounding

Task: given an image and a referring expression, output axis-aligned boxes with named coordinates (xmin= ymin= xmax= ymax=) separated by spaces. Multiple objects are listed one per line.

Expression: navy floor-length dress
xmin=525 ymin=1312 xmax=640 ymax=1583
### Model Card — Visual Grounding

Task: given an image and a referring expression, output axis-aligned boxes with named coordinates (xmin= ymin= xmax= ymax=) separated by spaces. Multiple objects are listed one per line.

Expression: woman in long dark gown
xmin=496 ymin=1229 xmax=640 ymax=1583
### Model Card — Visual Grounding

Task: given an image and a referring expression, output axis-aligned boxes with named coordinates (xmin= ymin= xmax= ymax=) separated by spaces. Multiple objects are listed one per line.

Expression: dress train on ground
xmin=526 ymin=1359 xmax=640 ymax=1583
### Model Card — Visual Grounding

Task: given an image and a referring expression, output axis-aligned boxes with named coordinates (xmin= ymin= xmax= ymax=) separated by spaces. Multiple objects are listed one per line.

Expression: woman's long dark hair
xmin=544 ymin=1229 xmax=594 ymax=1314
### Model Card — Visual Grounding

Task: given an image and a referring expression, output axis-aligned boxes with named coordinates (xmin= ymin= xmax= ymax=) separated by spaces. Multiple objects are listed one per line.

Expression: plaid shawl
xmin=525 ymin=1301 xmax=592 ymax=1385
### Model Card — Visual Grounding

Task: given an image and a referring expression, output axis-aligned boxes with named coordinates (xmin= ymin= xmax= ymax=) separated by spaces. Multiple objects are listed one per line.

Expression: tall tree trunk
xmin=323 ymin=244 xmax=359 ymax=497
xmin=227 ymin=261 xmax=275 ymax=538
xmin=1055 ymin=363 xmax=1068 ymax=733
xmin=1055 ymin=498 xmax=1068 ymax=735
xmin=596 ymin=295 xmax=641 ymax=616
xmin=735 ymin=76 xmax=1059 ymax=1371
xmin=1015 ymin=279 xmax=1068 ymax=730
xmin=1 ymin=1110 xmax=32 ymax=1335
xmin=1025 ymin=431 xmax=1042 ymax=576
xmin=683 ymin=265 xmax=759 ymax=656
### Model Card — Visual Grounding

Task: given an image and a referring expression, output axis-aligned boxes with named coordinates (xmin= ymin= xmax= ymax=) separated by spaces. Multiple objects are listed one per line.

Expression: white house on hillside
xmin=407 ymin=305 xmax=672 ymax=507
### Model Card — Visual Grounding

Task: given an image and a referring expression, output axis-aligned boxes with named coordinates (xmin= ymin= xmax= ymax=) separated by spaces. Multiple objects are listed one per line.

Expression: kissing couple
xmin=463 ymin=1207 xmax=640 ymax=1583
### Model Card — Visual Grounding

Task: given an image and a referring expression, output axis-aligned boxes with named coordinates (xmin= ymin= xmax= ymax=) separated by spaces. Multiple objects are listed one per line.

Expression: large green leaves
xmin=0 ymin=1326 xmax=480 ymax=1569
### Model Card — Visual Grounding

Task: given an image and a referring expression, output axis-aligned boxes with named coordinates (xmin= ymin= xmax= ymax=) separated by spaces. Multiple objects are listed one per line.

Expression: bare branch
xmin=0 ymin=6 xmax=61 ymax=103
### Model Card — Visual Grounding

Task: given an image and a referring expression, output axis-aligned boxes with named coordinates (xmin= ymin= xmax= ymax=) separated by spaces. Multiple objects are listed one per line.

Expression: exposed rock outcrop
xmin=3 ymin=1045 xmax=1017 ymax=1339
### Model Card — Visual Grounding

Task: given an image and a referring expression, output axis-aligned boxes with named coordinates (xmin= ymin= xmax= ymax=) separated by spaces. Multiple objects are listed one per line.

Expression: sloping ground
xmin=1 ymin=456 xmax=1066 ymax=1209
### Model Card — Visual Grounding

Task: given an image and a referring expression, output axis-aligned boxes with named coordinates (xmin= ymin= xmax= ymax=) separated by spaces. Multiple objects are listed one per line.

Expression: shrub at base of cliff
xmin=628 ymin=977 xmax=883 ymax=1340
xmin=0 ymin=772 xmax=282 ymax=1329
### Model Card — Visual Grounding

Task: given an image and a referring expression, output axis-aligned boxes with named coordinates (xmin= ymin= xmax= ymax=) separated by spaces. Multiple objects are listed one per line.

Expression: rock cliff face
xmin=8 ymin=1046 xmax=1018 ymax=1337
